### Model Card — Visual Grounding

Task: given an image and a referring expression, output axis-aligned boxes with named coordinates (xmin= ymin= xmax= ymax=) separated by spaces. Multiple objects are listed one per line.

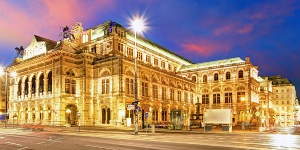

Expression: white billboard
xmin=203 ymin=109 xmax=232 ymax=124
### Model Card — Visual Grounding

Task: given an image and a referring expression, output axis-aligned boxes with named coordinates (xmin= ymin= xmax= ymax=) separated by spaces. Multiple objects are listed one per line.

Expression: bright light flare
xmin=127 ymin=14 xmax=149 ymax=35
xmin=132 ymin=18 xmax=144 ymax=32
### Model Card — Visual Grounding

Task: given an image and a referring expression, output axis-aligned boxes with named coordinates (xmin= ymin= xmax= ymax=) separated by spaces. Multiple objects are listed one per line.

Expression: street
xmin=1 ymin=127 xmax=300 ymax=150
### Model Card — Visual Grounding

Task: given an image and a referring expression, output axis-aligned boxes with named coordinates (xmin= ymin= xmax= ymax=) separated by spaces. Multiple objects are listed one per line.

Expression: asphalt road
xmin=0 ymin=128 xmax=299 ymax=150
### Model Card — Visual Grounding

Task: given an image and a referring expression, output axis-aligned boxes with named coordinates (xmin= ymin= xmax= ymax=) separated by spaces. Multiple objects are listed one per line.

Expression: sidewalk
xmin=2 ymin=123 xmax=296 ymax=135
xmin=42 ymin=125 xmax=263 ymax=135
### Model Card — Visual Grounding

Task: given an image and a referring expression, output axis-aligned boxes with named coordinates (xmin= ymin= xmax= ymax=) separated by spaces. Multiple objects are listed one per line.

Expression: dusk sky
xmin=0 ymin=0 xmax=299 ymax=100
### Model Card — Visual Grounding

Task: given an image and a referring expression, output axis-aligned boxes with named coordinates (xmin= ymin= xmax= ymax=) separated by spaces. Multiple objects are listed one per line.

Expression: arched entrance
xmin=65 ymin=104 xmax=77 ymax=125
xmin=101 ymin=107 xmax=111 ymax=124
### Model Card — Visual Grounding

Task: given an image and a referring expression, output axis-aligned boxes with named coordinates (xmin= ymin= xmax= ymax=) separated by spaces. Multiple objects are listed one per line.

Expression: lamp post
xmin=131 ymin=16 xmax=145 ymax=135
xmin=77 ymin=112 xmax=81 ymax=132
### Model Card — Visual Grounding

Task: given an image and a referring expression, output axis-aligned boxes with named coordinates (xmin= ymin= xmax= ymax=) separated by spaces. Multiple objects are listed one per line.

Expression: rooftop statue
xmin=59 ymin=26 xmax=75 ymax=41
xmin=15 ymin=46 xmax=24 ymax=57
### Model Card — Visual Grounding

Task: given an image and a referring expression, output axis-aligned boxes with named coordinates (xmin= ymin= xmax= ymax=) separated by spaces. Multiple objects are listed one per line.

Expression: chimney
xmin=245 ymin=57 xmax=250 ymax=64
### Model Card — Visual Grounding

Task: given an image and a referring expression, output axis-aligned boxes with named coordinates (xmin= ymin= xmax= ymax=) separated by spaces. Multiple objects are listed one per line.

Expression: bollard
xmin=152 ymin=124 xmax=155 ymax=133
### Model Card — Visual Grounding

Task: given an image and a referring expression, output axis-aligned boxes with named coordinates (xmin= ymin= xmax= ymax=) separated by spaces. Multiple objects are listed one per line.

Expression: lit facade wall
xmin=5 ymin=20 xmax=272 ymax=129
xmin=177 ymin=57 xmax=261 ymax=125
xmin=7 ymin=21 xmax=197 ymax=127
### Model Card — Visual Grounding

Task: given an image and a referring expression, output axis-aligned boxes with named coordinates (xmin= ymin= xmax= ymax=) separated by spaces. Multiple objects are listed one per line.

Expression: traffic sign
xmin=127 ymin=105 xmax=135 ymax=110
xmin=132 ymin=101 xmax=139 ymax=105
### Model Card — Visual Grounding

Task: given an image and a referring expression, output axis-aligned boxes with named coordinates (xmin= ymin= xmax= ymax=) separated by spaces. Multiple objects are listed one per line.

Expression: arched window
xmin=17 ymin=80 xmax=22 ymax=96
xmin=238 ymin=70 xmax=244 ymax=78
xmin=65 ymin=70 xmax=76 ymax=94
xmin=214 ymin=73 xmax=219 ymax=81
xmin=24 ymin=78 xmax=29 ymax=95
xmin=203 ymin=75 xmax=207 ymax=83
xmin=226 ymin=72 xmax=231 ymax=80
xmin=39 ymin=74 xmax=44 ymax=94
xmin=31 ymin=76 xmax=36 ymax=94
xmin=192 ymin=76 xmax=197 ymax=82
xmin=48 ymin=71 xmax=52 ymax=92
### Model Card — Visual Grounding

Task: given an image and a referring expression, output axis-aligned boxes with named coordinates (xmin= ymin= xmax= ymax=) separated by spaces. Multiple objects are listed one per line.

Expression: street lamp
xmin=66 ymin=109 xmax=71 ymax=124
xmin=0 ymin=67 xmax=17 ymax=123
xmin=131 ymin=16 xmax=145 ymax=135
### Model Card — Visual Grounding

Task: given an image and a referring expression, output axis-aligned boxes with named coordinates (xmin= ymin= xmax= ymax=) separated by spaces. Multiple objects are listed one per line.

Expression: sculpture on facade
xmin=15 ymin=46 xmax=24 ymax=57
xmin=59 ymin=26 xmax=75 ymax=41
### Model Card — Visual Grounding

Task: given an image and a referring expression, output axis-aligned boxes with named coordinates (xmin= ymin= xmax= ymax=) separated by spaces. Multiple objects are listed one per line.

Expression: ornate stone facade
xmin=6 ymin=20 xmax=263 ymax=128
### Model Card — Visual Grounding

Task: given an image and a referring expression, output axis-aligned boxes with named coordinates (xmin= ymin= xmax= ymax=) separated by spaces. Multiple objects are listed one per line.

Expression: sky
xmin=0 ymin=0 xmax=300 ymax=100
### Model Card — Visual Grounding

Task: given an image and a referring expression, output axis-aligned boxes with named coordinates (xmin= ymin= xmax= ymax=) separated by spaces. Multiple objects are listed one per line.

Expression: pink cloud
xmin=237 ymin=24 xmax=253 ymax=34
xmin=0 ymin=0 xmax=116 ymax=48
xmin=213 ymin=23 xmax=235 ymax=36
xmin=181 ymin=38 xmax=232 ymax=57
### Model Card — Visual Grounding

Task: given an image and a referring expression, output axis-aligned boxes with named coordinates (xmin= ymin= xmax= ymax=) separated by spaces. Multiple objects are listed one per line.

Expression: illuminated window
xmin=214 ymin=73 xmax=219 ymax=81
xmin=65 ymin=70 xmax=76 ymax=94
xmin=192 ymin=76 xmax=196 ymax=82
xmin=237 ymin=92 xmax=245 ymax=103
xmin=213 ymin=94 xmax=220 ymax=104
xmin=142 ymin=82 xmax=149 ymax=97
xmin=126 ymin=78 xmax=134 ymax=95
xmin=161 ymin=61 xmax=165 ymax=69
xmin=238 ymin=70 xmax=243 ymax=78
xmin=170 ymin=89 xmax=174 ymax=101
xmin=154 ymin=58 xmax=158 ymax=66
xmin=146 ymin=55 xmax=151 ymax=63
xmin=225 ymin=93 xmax=232 ymax=103
xmin=117 ymin=43 xmax=123 ymax=53
xmin=127 ymin=47 xmax=133 ymax=58
xmin=202 ymin=94 xmax=209 ymax=105
xmin=178 ymin=91 xmax=182 ymax=102
xmin=137 ymin=51 xmax=142 ymax=60
xmin=153 ymin=85 xmax=158 ymax=98
xmin=101 ymin=79 xmax=110 ymax=94
xmin=226 ymin=72 xmax=231 ymax=80
xmin=203 ymin=75 xmax=207 ymax=83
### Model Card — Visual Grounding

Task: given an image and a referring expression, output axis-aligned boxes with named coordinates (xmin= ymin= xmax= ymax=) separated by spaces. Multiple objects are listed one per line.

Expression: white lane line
xmin=86 ymin=145 xmax=118 ymax=150
xmin=5 ymin=142 xmax=23 ymax=147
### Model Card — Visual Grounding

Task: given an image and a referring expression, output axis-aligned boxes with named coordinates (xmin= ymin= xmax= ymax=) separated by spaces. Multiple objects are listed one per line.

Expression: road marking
xmin=5 ymin=142 xmax=23 ymax=147
xmin=86 ymin=145 xmax=117 ymax=150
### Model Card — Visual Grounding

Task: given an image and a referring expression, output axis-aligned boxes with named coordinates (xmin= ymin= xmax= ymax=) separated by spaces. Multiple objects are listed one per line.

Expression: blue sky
xmin=0 ymin=0 xmax=299 ymax=100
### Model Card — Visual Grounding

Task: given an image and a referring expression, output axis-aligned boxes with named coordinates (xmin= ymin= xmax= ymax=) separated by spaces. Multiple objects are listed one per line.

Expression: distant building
xmin=262 ymin=75 xmax=297 ymax=126
xmin=0 ymin=76 xmax=5 ymax=114
xmin=258 ymin=77 xmax=275 ymax=129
